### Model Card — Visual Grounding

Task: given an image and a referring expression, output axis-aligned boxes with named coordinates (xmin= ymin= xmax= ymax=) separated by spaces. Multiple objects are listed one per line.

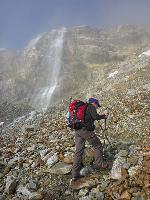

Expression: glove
xmin=103 ymin=110 xmax=109 ymax=118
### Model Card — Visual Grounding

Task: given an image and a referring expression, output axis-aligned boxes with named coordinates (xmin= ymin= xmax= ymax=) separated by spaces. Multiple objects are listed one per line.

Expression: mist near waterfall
xmin=32 ymin=28 xmax=66 ymax=111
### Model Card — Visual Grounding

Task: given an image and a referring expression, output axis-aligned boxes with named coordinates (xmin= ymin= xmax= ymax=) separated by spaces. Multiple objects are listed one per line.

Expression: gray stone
xmin=80 ymin=166 xmax=94 ymax=177
xmin=0 ymin=195 xmax=5 ymax=200
xmin=22 ymin=125 xmax=35 ymax=133
xmin=115 ymin=150 xmax=128 ymax=157
xmin=0 ymin=173 xmax=3 ymax=179
xmin=29 ymin=192 xmax=43 ymax=200
xmin=46 ymin=153 xmax=59 ymax=167
xmin=97 ymin=192 xmax=104 ymax=200
xmin=127 ymin=89 xmax=137 ymax=96
xmin=8 ymin=156 xmax=19 ymax=167
xmin=78 ymin=188 xmax=89 ymax=197
xmin=17 ymin=185 xmax=31 ymax=197
xmin=143 ymin=83 xmax=150 ymax=91
xmin=39 ymin=149 xmax=49 ymax=159
xmin=11 ymin=197 xmax=20 ymax=200
xmin=128 ymin=165 xmax=141 ymax=177
xmin=79 ymin=196 xmax=91 ymax=200
xmin=110 ymin=156 xmax=126 ymax=179
xmin=4 ymin=178 xmax=17 ymax=194
xmin=27 ymin=181 xmax=37 ymax=191
xmin=99 ymin=181 xmax=109 ymax=191
xmin=64 ymin=190 xmax=72 ymax=195
xmin=48 ymin=162 xmax=72 ymax=174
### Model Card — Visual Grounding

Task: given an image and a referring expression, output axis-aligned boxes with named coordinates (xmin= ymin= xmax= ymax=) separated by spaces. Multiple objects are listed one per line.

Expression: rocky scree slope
xmin=0 ymin=53 xmax=150 ymax=199
xmin=0 ymin=95 xmax=150 ymax=200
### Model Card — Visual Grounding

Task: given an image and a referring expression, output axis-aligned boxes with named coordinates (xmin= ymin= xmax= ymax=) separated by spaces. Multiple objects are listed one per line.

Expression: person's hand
xmin=103 ymin=110 xmax=109 ymax=118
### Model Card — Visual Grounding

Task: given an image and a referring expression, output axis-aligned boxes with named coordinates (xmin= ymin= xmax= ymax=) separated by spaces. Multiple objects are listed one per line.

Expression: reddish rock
xmin=144 ymin=154 xmax=150 ymax=161
xmin=121 ymin=168 xmax=129 ymax=177
xmin=120 ymin=190 xmax=131 ymax=200
xmin=143 ymin=174 xmax=150 ymax=189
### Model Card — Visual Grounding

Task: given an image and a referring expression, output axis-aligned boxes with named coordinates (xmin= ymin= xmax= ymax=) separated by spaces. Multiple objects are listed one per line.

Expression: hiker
xmin=71 ymin=98 xmax=109 ymax=180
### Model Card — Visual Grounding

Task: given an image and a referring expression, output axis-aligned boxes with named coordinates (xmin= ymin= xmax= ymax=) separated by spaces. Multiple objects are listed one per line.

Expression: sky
xmin=1 ymin=0 xmax=150 ymax=49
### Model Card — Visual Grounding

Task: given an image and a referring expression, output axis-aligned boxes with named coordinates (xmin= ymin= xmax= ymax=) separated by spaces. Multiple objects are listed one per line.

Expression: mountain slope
xmin=0 ymin=25 xmax=150 ymax=123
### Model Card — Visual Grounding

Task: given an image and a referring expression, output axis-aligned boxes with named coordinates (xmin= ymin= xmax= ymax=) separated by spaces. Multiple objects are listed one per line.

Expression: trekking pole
xmin=99 ymin=118 xmax=111 ymax=146
xmin=103 ymin=118 xmax=112 ymax=146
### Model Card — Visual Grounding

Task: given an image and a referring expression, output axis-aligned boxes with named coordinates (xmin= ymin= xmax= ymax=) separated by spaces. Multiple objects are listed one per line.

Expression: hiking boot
xmin=70 ymin=174 xmax=84 ymax=182
xmin=99 ymin=162 xmax=109 ymax=169
xmin=93 ymin=161 xmax=110 ymax=170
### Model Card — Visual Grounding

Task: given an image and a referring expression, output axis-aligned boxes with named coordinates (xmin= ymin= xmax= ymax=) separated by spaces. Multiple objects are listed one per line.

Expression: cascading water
xmin=33 ymin=27 xmax=66 ymax=111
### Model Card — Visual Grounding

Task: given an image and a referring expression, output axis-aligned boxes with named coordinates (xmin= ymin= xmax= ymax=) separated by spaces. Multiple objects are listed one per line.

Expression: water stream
xmin=34 ymin=27 xmax=66 ymax=111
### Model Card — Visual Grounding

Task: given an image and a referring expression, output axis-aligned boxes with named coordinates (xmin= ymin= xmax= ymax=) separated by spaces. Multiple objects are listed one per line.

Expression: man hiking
xmin=71 ymin=97 xmax=109 ymax=181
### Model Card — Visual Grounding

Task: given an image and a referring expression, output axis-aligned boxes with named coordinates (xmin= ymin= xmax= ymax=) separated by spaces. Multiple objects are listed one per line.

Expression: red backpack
xmin=67 ymin=100 xmax=88 ymax=130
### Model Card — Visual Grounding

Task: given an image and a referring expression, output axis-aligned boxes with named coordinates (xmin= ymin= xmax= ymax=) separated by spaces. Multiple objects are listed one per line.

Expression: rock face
xmin=1 ymin=25 xmax=150 ymax=123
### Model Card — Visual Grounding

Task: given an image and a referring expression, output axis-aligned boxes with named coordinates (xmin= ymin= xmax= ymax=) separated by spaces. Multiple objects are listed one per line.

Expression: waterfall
xmin=33 ymin=27 xmax=66 ymax=111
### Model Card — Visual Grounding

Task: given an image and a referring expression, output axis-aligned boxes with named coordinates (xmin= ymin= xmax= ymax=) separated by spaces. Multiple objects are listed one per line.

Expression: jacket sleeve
xmin=89 ymin=105 xmax=106 ymax=120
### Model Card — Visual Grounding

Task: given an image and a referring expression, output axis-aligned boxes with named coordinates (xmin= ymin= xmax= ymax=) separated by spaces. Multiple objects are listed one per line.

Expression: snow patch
xmin=0 ymin=122 xmax=4 ymax=127
xmin=138 ymin=50 xmax=150 ymax=58
xmin=108 ymin=70 xmax=118 ymax=78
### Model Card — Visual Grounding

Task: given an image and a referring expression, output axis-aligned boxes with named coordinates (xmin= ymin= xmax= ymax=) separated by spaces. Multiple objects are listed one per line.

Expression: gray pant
xmin=72 ymin=127 xmax=103 ymax=178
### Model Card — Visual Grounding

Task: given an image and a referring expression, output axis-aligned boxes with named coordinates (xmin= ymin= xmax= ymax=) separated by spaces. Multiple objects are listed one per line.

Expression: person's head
xmin=87 ymin=98 xmax=101 ymax=109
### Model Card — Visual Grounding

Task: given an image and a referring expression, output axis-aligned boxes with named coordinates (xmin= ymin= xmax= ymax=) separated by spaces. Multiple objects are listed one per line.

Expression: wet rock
xmin=48 ymin=162 xmax=72 ymax=174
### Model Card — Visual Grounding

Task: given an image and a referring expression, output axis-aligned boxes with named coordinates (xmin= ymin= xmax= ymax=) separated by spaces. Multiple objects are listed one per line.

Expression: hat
xmin=87 ymin=98 xmax=101 ymax=107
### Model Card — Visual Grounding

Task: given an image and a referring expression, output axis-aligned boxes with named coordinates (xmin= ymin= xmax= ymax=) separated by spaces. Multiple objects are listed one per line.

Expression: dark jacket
xmin=84 ymin=104 xmax=106 ymax=131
